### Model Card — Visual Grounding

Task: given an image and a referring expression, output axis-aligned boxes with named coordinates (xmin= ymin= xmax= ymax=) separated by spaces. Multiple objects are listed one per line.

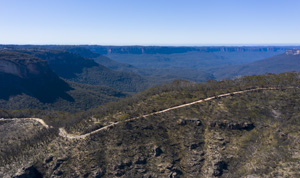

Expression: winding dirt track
xmin=59 ymin=87 xmax=278 ymax=139
xmin=1 ymin=87 xmax=280 ymax=140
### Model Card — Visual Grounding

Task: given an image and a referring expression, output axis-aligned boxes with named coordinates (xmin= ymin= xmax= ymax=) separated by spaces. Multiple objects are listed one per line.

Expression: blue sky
xmin=0 ymin=0 xmax=299 ymax=45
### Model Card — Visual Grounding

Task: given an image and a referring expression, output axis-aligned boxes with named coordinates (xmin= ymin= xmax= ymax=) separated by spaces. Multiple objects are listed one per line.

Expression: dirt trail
xmin=1 ymin=87 xmax=280 ymax=139
xmin=59 ymin=87 xmax=278 ymax=139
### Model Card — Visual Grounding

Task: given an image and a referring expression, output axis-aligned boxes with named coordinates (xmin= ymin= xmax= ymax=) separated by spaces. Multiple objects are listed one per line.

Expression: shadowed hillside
xmin=0 ymin=51 xmax=73 ymax=103
xmin=0 ymin=51 xmax=127 ymax=112
xmin=6 ymin=48 xmax=149 ymax=92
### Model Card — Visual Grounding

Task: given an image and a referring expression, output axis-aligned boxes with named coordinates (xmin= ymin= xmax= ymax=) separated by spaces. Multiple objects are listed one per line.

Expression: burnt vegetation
xmin=1 ymin=71 xmax=300 ymax=177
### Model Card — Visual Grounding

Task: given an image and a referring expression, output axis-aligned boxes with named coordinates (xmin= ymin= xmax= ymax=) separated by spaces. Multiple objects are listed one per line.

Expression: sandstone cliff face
xmin=0 ymin=51 xmax=72 ymax=102
xmin=0 ymin=60 xmax=24 ymax=77
xmin=0 ymin=51 xmax=55 ymax=78
xmin=0 ymin=59 xmax=49 ymax=78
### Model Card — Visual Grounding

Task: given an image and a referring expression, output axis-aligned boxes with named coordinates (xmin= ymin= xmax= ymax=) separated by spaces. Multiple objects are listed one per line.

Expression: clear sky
xmin=0 ymin=0 xmax=299 ymax=45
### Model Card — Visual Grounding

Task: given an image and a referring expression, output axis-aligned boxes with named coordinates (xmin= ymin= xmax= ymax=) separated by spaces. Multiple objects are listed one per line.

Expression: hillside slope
xmin=0 ymin=81 xmax=126 ymax=113
xmin=90 ymin=46 xmax=288 ymax=84
xmin=30 ymin=49 xmax=149 ymax=92
xmin=1 ymin=72 xmax=300 ymax=177
xmin=94 ymin=55 xmax=214 ymax=85
xmin=214 ymin=53 xmax=300 ymax=80
xmin=3 ymin=48 xmax=149 ymax=92
xmin=0 ymin=51 xmax=127 ymax=112
xmin=0 ymin=51 xmax=72 ymax=103
xmin=2 ymin=45 xmax=292 ymax=88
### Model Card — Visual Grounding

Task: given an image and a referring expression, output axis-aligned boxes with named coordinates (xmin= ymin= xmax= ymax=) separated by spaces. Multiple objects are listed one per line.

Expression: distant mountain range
xmin=213 ymin=53 xmax=300 ymax=80
xmin=84 ymin=46 xmax=291 ymax=55
xmin=88 ymin=46 xmax=288 ymax=69
xmin=1 ymin=45 xmax=300 ymax=112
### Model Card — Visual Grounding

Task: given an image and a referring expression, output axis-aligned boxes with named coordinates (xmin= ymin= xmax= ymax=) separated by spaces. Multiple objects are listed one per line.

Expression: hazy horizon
xmin=1 ymin=43 xmax=300 ymax=47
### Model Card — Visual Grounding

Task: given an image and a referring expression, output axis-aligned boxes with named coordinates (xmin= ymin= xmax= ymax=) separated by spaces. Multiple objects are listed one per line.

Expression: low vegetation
xmin=1 ymin=72 xmax=300 ymax=177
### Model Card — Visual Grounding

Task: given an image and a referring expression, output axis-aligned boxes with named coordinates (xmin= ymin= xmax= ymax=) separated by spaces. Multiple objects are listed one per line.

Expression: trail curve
xmin=59 ymin=87 xmax=279 ymax=139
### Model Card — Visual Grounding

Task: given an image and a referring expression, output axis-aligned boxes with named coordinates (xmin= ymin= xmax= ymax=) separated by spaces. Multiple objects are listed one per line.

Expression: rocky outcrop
xmin=210 ymin=120 xmax=254 ymax=131
xmin=13 ymin=165 xmax=43 ymax=178
xmin=153 ymin=146 xmax=163 ymax=157
xmin=178 ymin=118 xmax=201 ymax=126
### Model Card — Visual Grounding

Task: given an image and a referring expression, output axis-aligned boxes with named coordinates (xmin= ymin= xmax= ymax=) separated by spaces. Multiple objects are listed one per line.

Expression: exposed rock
xmin=186 ymin=118 xmax=202 ymax=126
xmin=136 ymin=168 xmax=147 ymax=173
xmin=210 ymin=120 xmax=254 ymax=130
xmin=190 ymin=143 xmax=203 ymax=150
xmin=134 ymin=156 xmax=147 ymax=165
xmin=13 ymin=165 xmax=43 ymax=178
xmin=169 ymin=168 xmax=183 ymax=178
xmin=52 ymin=170 xmax=63 ymax=176
xmin=153 ymin=146 xmax=163 ymax=157
xmin=158 ymin=163 xmax=174 ymax=173
xmin=114 ymin=160 xmax=132 ymax=170
xmin=243 ymin=175 xmax=260 ymax=178
xmin=44 ymin=156 xmax=53 ymax=164
xmin=114 ymin=170 xmax=125 ymax=177
xmin=93 ymin=168 xmax=106 ymax=178
xmin=53 ymin=157 xmax=67 ymax=171
xmin=178 ymin=118 xmax=201 ymax=126
xmin=177 ymin=119 xmax=187 ymax=126
xmin=212 ymin=160 xmax=227 ymax=177
xmin=141 ymin=125 xmax=154 ymax=130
